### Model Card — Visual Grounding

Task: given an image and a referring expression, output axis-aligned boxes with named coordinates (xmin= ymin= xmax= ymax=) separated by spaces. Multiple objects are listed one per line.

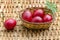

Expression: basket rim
xmin=19 ymin=7 xmax=55 ymax=25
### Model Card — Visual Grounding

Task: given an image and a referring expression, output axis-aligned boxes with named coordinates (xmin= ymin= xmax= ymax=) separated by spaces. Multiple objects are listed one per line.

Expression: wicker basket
xmin=20 ymin=7 xmax=55 ymax=29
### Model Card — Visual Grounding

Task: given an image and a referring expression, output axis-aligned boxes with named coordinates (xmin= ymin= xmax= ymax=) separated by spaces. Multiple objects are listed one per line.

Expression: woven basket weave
xmin=20 ymin=7 xmax=54 ymax=29
xmin=0 ymin=0 xmax=60 ymax=40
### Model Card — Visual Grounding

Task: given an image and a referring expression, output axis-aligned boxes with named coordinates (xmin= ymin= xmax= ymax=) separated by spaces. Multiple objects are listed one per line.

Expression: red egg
xmin=33 ymin=9 xmax=45 ymax=18
xmin=4 ymin=18 xmax=16 ymax=30
xmin=31 ymin=16 xmax=43 ymax=23
xmin=43 ymin=14 xmax=52 ymax=22
xmin=22 ymin=10 xmax=32 ymax=22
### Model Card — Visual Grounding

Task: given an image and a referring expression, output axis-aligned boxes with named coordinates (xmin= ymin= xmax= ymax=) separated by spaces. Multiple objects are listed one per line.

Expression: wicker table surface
xmin=0 ymin=0 xmax=60 ymax=40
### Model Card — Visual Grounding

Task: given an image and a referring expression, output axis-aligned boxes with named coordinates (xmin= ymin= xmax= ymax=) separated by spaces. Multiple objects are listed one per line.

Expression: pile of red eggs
xmin=22 ymin=9 xmax=52 ymax=23
xmin=4 ymin=8 xmax=53 ymax=30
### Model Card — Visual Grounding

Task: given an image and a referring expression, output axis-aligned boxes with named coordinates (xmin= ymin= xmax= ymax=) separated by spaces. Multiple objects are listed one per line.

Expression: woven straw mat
xmin=0 ymin=0 xmax=60 ymax=40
